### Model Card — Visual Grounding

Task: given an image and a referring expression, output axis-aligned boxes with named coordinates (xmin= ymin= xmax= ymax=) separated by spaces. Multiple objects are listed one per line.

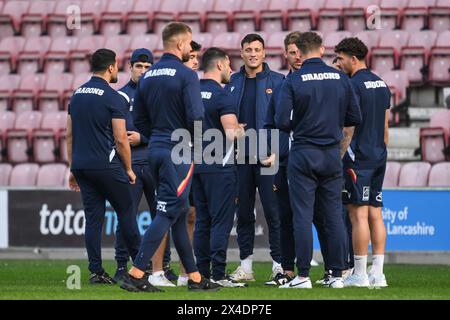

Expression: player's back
xmin=348 ymin=69 xmax=391 ymax=166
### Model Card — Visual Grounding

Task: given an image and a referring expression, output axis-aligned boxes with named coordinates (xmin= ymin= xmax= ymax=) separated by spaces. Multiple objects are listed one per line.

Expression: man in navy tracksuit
xmin=120 ymin=22 xmax=220 ymax=293
xmin=225 ymin=34 xmax=284 ymax=283
xmin=275 ymin=32 xmax=361 ymax=289
xmin=113 ymin=48 xmax=159 ymax=282
xmin=66 ymin=49 xmax=141 ymax=284
xmin=334 ymin=38 xmax=391 ymax=288
xmin=193 ymin=47 xmax=247 ymax=287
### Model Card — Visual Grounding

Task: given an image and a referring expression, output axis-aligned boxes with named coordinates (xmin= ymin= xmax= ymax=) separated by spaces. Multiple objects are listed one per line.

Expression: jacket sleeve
xmin=132 ymin=81 xmax=152 ymax=139
xmin=344 ymin=79 xmax=362 ymax=127
xmin=183 ymin=70 xmax=204 ymax=133
xmin=274 ymin=76 xmax=294 ymax=132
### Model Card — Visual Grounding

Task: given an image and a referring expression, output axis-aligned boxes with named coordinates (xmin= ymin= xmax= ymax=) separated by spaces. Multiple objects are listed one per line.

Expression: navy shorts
xmin=343 ymin=163 xmax=386 ymax=207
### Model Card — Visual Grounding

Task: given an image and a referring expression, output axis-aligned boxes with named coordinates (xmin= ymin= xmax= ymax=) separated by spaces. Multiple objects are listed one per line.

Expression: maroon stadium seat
xmin=429 ymin=30 xmax=450 ymax=85
xmin=44 ymin=37 xmax=78 ymax=74
xmin=48 ymin=0 xmax=82 ymax=37
xmin=0 ymin=111 xmax=15 ymax=156
xmin=126 ymin=0 xmax=160 ymax=35
xmin=12 ymin=74 xmax=46 ymax=114
xmin=398 ymin=161 xmax=431 ymax=187
xmin=420 ymin=127 xmax=447 ymax=163
xmin=193 ymin=33 xmax=214 ymax=49
xmin=371 ymin=30 xmax=409 ymax=75
xmin=103 ymin=35 xmax=132 ymax=70
xmin=212 ymin=32 xmax=242 ymax=70
xmin=260 ymin=0 xmax=298 ymax=33
xmin=383 ymin=161 xmax=402 ymax=187
xmin=37 ymin=163 xmax=68 ymax=187
xmin=73 ymin=0 xmax=107 ymax=37
xmin=429 ymin=0 xmax=450 ymax=32
xmin=323 ymin=31 xmax=352 ymax=62
xmin=287 ymin=0 xmax=324 ymax=32
xmin=317 ymin=0 xmax=347 ymax=34
xmin=265 ymin=31 xmax=288 ymax=70
xmin=69 ymin=36 xmax=105 ymax=74
xmin=16 ymin=36 xmax=52 ymax=75
xmin=206 ymin=0 xmax=242 ymax=34
xmin=379 ymin=0 xmax=407 ymax=30
xmin=0 ymin=36 xmax=26 ymax=75
xmin=428 ymin=162 xmax=450 ymax=187
xmin=232 ymin=0 xmax=270 ymax=33
xmin=178 ymin=0 xmax=215 ymax=34
xmin=9 ymin=163 xmax=39 ymax=186
xmin=100 ymin=0 xmax=135 ymax=36
xmin=62 ymin=72 xmax=91 ymax=110
xmin=38 ymin=74 xmax=74 ymax=113
xmin=402 ymin=0 xmax=434 ymax=31
xmin=354 ymin=30 xmax=381 ymax=51
xmin=382 ymin=70 xmax=410 ymax=106
xmin=124 ymin=34 xmax=160 ymax=64
xmin=343 ymin=0 xmax=380 ymax=33
xmin=59 ymin=130 xmax=68 ymax=163
xmin=0 ymin=75 xmax=20 ymax=112
xmin=21 ymin=0 xmax=56 ymax=38
xmin=401 ymin=31 xmax=437 ymax=85
xmin=153 ymin=0 xmax=189 ymax=35
xmin=0 ymin=0 xmax=30 ymax=38
xmin=7 ymin=111 xmax=42 ymax=163
xmin=0 ymin=163 xmax=12 ymax=186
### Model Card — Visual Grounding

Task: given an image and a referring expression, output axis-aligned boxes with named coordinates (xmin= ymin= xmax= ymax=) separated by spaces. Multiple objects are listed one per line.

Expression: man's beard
xmin=182 ymin=52 xmax=190 ymax=63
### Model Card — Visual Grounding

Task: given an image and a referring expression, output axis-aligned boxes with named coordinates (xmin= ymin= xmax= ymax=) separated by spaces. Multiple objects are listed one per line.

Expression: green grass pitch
xmin=1 ymin=260 xmax=449 ymax=300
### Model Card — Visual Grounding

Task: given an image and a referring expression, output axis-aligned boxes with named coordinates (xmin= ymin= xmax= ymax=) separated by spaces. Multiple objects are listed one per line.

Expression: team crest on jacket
xmin=266 ymin=88 xmax=273 ymax=94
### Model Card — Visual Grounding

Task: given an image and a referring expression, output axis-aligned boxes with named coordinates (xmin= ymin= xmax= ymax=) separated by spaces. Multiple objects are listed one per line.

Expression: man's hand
xmin=260 ymin=153 xmax=276 ymax=167
xmin=127 ymin=169 xmax=136 ymax=184
xmin=127 ymin=131 xmax=141 ymax=147
xmin=68 ymin=173 xmax=80 ymax=192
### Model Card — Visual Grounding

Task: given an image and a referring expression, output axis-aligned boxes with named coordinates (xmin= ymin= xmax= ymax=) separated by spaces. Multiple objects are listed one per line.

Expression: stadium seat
xmin=0 ymin=163 xmax=12 ymax=186
xmin=193 ymin=33 xmax=214 ymax=50
xmin=9 ymin=163 xmax=39 ymax=186
xmin=100 ymin=0 xmax=135 ymax=36
xmin=48 ymin=0 xmax=82 ymax=37
xmin=287 ymin=0 xmax=324 ymax=32
xmin=383 ymin=161 xmax=402 ymax=187
xmin=124 ymin=34 xmax=160 ymax=64
xmin=324 ymin=31 xmax=352 ymax=62
xmin=354 ymin=30 xmax=381 ymax=51
xmin=126 ymin=0 xmax=160 ymax=35
xmin=0 ymin=111 xmax=15 ymax=158
xmin=38 ymin=74 xmax=74 ymax=113
xmin=0 ymin=0 xmax=30 ymax=38
xmin=259 ymin=0 xmax=298 ymax=33
xmin=428 ymin=162 xmax=450 ymax=187
xmin=382 ymin=70 xmax=410 ymax=106
xmin=178 ymin=0 xmax=215 ymax=34
xmin=12 ymin=74 xmax=46 ymax=114
xmin=37 ymin=163 xmax=68 ymax=187
xmin=59 ymin=130 xmax=68 ymax=163
xmin=21 ymin=0 xmax=56 ymax=38
xmin=317 ymin=0 xmax=347 ymax=34
xmin=153 ymin=0 xmax=189 ymax=35
xmin=69 ymin=36 xmax=105 ymax=74
xmin=212 ymin=32 xmax=242 ymax=70
xmin=398 ymin=161 xmax=431 ymax=187
xmin=0 ymin=75 xmax=20 ymax=112
xmin=265 ymin=31 xmax=288 ymax=70
xmin=103 ymin=35 xmax=131 ymax=70
xmin=62 ymin=72 xmax=91 ymax=110
xmin=0 ymin=36 xmax=26 ymax=75
xmin=73 ymin=0 xmax=107 ymax=37
xmin=429 ymin=30 xmax=450 ymax=85
xmin=343 ymin=0 xmax=380 ymax=33
xmin=371 ymin=31 xmax=409 ymax=75
xmin=420 ymin=127 xmax=447 ymax=163
xmin=402 ymin=0 xmax=434 ymax=31
xmin=206 ymin=0 xmax=242 ymax=34
xmin=232 ymin=0 xmax=270 ymax=33
xmin=44 ymin=37 xmax=78 ymax=74
xmin=379 ymin=0 xmax=407 ymax=30
xmin=16 ymin=36 xmax=52 ymax=75
xmin=401 ymin=30 xmax=438 ymax=84
xmin=429 ymin=0 xmax=450 ymax=32
xmin=6 ymin=111 xmax=42 ymax=163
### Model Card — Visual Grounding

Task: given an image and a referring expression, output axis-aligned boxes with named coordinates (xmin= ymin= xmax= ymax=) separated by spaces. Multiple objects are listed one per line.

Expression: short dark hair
xmin=241 ymin=33 xmax=265 ymax=49
xmin=201 ymin=47 xmax=228 ymax=72
xmin=334 ymin=37 xmax=369 ymax=60
xmin=91 ymin=48 xmax=116 ymax=72
xmin=162 ymin=22 xmax=192 ymax=46
xmin=191 ymin=41 xmax=202 ymax=52
xmin=295 ymin=32 xmax=322 ymax=55
xmin=284 ymin=31 xmax=302 ymax=51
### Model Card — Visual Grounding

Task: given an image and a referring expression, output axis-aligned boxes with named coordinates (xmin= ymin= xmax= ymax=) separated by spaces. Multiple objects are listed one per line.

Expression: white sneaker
xmin=343 ymin=273 xmax=370 ymax=287
xmin=212 ymin=277 xmax=248 ymax=288
xmin=310 ymin=259 xmax=319 ymax=266
xmin=324 ymin=277 xmax=344 ymax=288
xmin=342 ymin=268 xmax=354 ymax=281
xmin=177 ymin=276 xmax=188 ymax=287
xmin=148 ymin=273 xmax=176 ymax=287
xmin=229 ymin=266 xmax=255 ymax=281
xmin=369 ymin=273 xmax=388 ymax=288
xmin=279 ymin=276 xmax=312 ymax=289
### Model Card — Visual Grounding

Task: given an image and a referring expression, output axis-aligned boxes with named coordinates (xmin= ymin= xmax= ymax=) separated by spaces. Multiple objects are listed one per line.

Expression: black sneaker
xmin=188 ymin=276 xmax=221 ymax=292
xmin=164 ymin=265 xmax=178 ymax=282
xmin=264 ymin=272 xmax=293 ymax=286
xmin=89 ymin=271 xmax=116 ymax=285
xmin=113 ymin=267 xmax=128 ymax=283
xmin=119 ymin=274 xmax=164 ymax=293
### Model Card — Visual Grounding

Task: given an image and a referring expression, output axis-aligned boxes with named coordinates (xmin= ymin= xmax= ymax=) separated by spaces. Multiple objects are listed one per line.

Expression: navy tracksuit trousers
xmin=288 ymin=146 xmax=346 ymax=278
xmin=193 ymin=170 xmax=237 ymax=280
xmin=72 ymin=167 xmax=141 ymax=274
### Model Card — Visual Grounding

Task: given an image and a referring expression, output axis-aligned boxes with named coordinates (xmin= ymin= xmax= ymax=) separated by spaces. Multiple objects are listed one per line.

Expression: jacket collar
xmin=160 ymin=53 xmax=182 ymax=63
xmin=301 ymin=57 xmax=325 ymax=66
xmin=238 ymin=62 xmax=272 ymax=80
